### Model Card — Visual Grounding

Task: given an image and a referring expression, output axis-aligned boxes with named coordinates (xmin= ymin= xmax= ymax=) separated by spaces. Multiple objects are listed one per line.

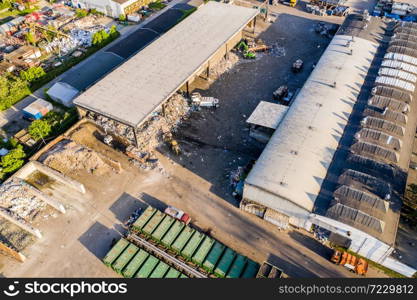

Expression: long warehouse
xmin=74 ymin=2 xmax=258 ymax=145
xmin=242 ymin=14 xmax=417 ymax=276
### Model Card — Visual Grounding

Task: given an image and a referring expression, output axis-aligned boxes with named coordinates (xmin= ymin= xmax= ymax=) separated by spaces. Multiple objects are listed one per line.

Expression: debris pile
xmin=0 ymin=219 xmax=35 ymax=252
xmin=135 ymin=93 xmax=190 ymax=152
xmin=0 ymin=179 xmax=46 ymax=221
xmin=88 ymin=113 xmax=136 ymax=144
xmin=39 ymin=139 xmax=116 ymax=176
xmin=209 ymin=52 xmax=240 ymax=79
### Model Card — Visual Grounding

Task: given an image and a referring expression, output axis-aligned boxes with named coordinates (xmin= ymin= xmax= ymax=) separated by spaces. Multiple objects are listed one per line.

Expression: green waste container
xmin=164 ymin=267 xmax=181 ymax=278
xmin=149 ymin=261 xmax=170 ymax=278
xmin=132 ymin=206 xmax=156 ymax=232
xmin=191 ymin=236 xmax=215 ymax=266
xmin=181 ymin=231 xmax=205 ymax=260
xmin=135 ymin=255 xmax=159 ymax=278
xmin=142 ymin=211 xmax=165 ymax=236
xmin=112 ymin=243 xmax=139 ymax=274
xmin=161 ymin=220 xmax=185 ymax=247
xmin=241 ymin=260 xmax=260 ymax=278
xmin=151 ymin=215 xmax=175 ymax=242
xmin=171 ymin=227 xmax=195 ymax=254
xmin=102 ymin=238 xmax=129 ymax=266
xmin=226 ymin=255 xmax=248 ymax=278
xmin=122 ymin=249 xmax=149 ymax=278
xmin=214 ymin=248 xmax=236 ymax=278
xmin=179 ymin=273 xmax=188 ymax=278
xmin=202 ymin=242 xmax=225 ymax=273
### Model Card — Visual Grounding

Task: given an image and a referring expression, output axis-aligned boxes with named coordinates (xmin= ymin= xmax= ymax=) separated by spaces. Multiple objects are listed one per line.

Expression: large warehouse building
xmin=242 ymin=14 xmax=417 ymax=276
xmin=73 ymin=2 xmax=258 ymax=145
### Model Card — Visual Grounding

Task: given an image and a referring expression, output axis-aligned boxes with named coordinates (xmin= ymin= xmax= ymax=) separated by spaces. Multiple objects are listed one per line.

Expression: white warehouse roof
xmin=246 ymin=101 xmax=288 ymax=129
xmin=245 ymin=34 xmax=378 ymax=213
xmin=74 ymin=2 xmax=258 ymax=127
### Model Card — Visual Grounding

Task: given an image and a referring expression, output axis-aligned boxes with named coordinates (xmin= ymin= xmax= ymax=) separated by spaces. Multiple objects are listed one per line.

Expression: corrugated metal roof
xmin=244 ymin=34 xmax=378 ymax=212
xmin=74 ymin=2 xmax=258 ymax=127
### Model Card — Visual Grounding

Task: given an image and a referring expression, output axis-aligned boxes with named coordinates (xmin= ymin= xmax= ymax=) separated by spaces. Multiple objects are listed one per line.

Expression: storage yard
xmin=1 ymin=0 xmax=417 ymax=279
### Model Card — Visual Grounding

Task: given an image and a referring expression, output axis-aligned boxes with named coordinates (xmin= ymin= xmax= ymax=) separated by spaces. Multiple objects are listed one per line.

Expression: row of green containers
xmin=131 ymin=206 xmax=260 ymax=278
xmin=103 ymin=238 xmax=188 ymax=278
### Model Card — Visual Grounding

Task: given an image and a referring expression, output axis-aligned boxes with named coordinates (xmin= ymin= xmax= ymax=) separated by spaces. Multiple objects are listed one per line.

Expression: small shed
xmin=246 ymin=101 xmax=288 ymax=143
xmin=22 ymin=99 xmax=53 ymax=120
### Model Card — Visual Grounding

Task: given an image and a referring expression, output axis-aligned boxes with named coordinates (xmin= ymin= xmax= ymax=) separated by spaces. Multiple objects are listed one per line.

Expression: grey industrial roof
xmin=245 ymin=34 xmax=378 ymax=212
xmin=74 ymin=2 xmax=258 ymax=127
xmin=246 ymin=101 xmax=288 ymax=129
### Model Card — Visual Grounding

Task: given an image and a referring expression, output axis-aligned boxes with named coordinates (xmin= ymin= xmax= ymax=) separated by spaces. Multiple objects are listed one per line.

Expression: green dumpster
xmin=202 ymin=241 xmax=225 ymax=273
xmin=149 ymin=261 xmax=170 ymax=278
xmin=179 ymin=273 xmax=188 ymax=278
xmin=226 ymin=255 xmax=248 ymax=278
xmin=164 ymin=267 xmax=181 ymax=278
xmin=171 ymin=227 xmax=195 ymax=253
xmin=214 ymin=248 xmax=236 ymax=278
xmin=191 ymin=236 xmax=215 ymax=266
xmin=161 ymin=220 xmax=185 ymax=247
xmin=135 ymin=255 xmax=159 ymax=278
xmin=151 ymin=215 xmax=175 ymax=242
xmin=142 ymin=211 xmax=165 ymax=236
xmin=122 ymin=249 xmax=149 ymax=278
xmin=181 ymin=231 xmax=205 ymax=260
xmin=102 ymin=238 xmax=129 ymax=266
xmin=112 ymin=243 xmax=139 ymax=274
xmin=241 ymin=260 xmax=260 ymax=278
xmin=132 ymin=206 xmax=156 ymax=232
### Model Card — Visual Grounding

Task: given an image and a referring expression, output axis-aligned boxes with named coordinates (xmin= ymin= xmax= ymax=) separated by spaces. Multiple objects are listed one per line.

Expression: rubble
xmin=39 ymin=139 xmax=117 ymax=176
xmin=209 ymin=52 xmax=240 ymax=79
xmin=0 ymin=179 xmax=46 ymax=221
xmin=0 ymin=218 xmax=35 ymax=252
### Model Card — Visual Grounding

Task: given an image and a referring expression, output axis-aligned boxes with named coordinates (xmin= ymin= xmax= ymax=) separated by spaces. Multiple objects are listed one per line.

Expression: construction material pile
xmin=43 ymin=36 xmax=79 ymax=55
xmin=92 ymin=115 xmax=136 ymax=144
xmin=39 ymin=139 xmax=116 ymax=176
xmin=209 ymin=52 xmax=240 ymax=79
xmin=70 ymin=28 xmax=94 ymax=48
xmin=135 ymin=93 xmax=190 ymax=152
xmin=0 ymin=179 xmax=46 ymax=221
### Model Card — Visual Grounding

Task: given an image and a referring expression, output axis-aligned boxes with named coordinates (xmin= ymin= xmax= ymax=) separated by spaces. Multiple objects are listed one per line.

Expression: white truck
xmin=191 ymin=92 xmax=219 ymax=108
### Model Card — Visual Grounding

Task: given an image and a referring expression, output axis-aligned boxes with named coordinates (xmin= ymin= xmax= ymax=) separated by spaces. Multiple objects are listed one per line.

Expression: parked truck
xmin=191 ymin=92 xmax=219 ymax=108
xmin=331 ymin=250 xmax=368 ymax=276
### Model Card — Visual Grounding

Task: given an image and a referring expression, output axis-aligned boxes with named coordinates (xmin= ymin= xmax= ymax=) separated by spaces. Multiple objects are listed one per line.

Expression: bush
xmin=92 ymin=28 xmax=118 ymax=46
xmin=0 ymin=74 xmax=31 ymax=111
xmin=149 ymin=1 xmax=166 ymax=11
xmin=76 ymin=9 xmax=88 ymax=18
xmin=28 ymin=119 xmax=51 ymax=141
xmin=0 ymin=145 xmax=26 ymax=174
xmin=119 ymin=14 xmax=126 ymax=21
xmin=20 ymin=66 xmax=46 ymax=83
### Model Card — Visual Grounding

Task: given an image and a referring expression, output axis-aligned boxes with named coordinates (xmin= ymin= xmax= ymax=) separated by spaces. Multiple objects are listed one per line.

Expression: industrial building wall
xmin=73 ymin=0 xmax=129 ymax=18
xmin=243 ymin=184 xmax=312 ymax=230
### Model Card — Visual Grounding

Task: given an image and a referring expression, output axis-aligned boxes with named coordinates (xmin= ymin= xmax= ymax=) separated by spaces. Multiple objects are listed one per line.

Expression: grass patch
xmin=177 ymin=7 xmax=197 ymax=24
xmin=149 ymin=1 xmax=167 ymax=11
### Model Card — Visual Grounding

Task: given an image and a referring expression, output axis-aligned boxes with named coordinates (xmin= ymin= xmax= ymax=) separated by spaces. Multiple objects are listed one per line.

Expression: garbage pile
xmin=88 ymin=113 xmax=136 ymax=144
xmin=209 ymin=52 xmax=239 ymax=79
xmin=0 ymin=179 xmax=46 ymax=221
xmin=39 ymin=139 xmax=116 ymax=176
xmin=43 ymin=36 xmax=79 ymax=54
xmin=314 ymin=22 xmax=339 ymax=38
xmin=135 ymin=93 xmax=190 ymax=152
xmin=70 ymin=28 xmax=94 ymax=47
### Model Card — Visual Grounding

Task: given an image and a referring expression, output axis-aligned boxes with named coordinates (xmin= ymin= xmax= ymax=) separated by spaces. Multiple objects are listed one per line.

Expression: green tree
xmin=109 ymin=25 xmax=118 ymax=38
xmin=119 ymin=14 xmax=126 ymax=21
xmin=0 ymin=145 xmax=26 ymax=174
xmin=20 ymin=66 xmax=46 ymax=83
xmin=100 ymin=29 xmax=109 ymax=41
xmin=0 ymin=74 xmax=30 ymax=111
xmin=25 ymin=31 xmax=36 ymax=45
xmin=92 ymin=30 xmax=103 ymax=46
xmin=28 ymin=119 xmax=51 ymax=141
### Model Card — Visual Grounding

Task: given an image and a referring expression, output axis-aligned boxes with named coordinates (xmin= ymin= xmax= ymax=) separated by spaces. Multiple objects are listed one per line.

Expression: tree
xmin=109 ymin=25 xmax=118 ymax=38
xmin=100 ymin=29 xmax=109 ymax=41
xmin=0 ymin=74 xmax=30 ymax=111
xmin=20 ymin=66 xmax=46 ymax=83
xmin=76 ymin=9 xmax=88 ymax=18
xmin=119 ymin=14 xmax=126 ymax=21
xmin=25 ymin=31 xmax=36 ymax=46
xmin=28 ymin=119 xmax=51 ymax=141
xmin=92 ymin=30 xmax=103 ymax=46
xmin=0 ymin=145 xmax=26 ymax=174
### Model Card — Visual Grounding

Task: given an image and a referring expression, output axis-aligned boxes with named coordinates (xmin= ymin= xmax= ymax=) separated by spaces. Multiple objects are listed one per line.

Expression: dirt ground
xmin=0 ymin=4 xmax=388 ymax=278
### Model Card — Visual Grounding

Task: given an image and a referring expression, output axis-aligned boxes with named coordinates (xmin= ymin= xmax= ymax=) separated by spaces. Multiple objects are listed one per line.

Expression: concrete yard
xmin=0 ymin=4 xmax=388 ymax=278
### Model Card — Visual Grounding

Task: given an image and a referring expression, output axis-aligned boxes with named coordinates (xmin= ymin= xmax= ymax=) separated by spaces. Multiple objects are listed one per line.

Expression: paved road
xmin=0 ymin=0 xmax=190 ymax=132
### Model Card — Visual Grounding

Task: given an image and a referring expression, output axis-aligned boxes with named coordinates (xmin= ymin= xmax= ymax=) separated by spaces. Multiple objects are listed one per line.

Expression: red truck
xmin=164 ymin=206 xmax=191 ymax=225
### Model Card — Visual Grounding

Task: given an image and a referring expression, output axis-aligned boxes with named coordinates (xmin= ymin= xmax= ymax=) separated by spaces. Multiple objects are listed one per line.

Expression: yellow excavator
xmin=280 ymin=0 xmax=298 ymax=7
xmin=163 ymin=132 xmax=180 ymax=155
